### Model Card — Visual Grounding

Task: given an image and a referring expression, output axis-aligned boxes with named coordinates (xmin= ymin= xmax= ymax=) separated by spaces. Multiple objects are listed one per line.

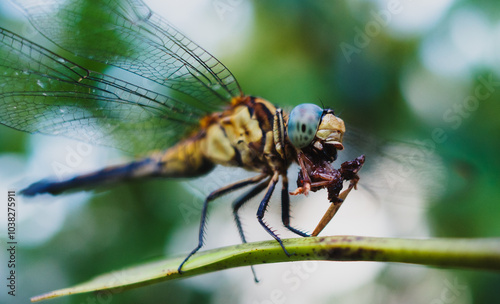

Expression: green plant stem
xmin=31 ymin=236 xmax=500 ymax=302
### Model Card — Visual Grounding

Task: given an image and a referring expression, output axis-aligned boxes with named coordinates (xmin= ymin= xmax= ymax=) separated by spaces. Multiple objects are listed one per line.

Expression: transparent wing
xmin=14 ymin=0 xmax=242 ymax=109
xmin=0 ymin=28 xmax=206 ymax=153
xmin=1 ymin=0 xmax=243 ymax=154
xmin=341 ymin=125 xmax=446 ymax=207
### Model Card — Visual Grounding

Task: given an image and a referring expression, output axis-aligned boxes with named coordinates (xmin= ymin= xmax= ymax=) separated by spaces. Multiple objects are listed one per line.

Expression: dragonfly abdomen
xmin=21 ymin=142 xmax=216 ymax=196
xmin=21 ymin=157 xmax=166 ymax=196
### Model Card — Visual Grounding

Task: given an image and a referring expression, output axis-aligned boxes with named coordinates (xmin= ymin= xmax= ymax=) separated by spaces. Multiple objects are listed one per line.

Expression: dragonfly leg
xmin=232 ymin=180 xmax=269 ymax=282
xmin=232 ymin=181 xmax=269 ymax=245
xmin=178 ymin=173 xmax=267 ymax=274
xmin=256 ymin=172 xmax=293 ymax=257
xmin=281 ymin=175 xmax=309 ymax=237
xmin=290 ymin=151 xmax=312 ymax=196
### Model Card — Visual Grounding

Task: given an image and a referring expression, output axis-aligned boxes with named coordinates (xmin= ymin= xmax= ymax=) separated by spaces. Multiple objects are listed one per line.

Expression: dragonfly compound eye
xmin=287 ymin=103 xmax=323 ymax=149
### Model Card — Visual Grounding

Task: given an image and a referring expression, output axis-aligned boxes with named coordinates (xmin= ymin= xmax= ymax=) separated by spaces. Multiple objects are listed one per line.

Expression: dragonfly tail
xmin=21 ymin=157 xmax=162 ymax=196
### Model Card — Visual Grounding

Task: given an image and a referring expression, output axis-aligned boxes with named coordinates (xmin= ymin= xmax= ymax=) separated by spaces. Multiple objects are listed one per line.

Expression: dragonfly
xmin=0 ymin=0 xmax=364 ymax=275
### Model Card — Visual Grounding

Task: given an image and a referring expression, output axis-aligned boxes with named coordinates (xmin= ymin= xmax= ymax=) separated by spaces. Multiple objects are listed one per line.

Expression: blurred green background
xmin=0 ymin=0 xmax=499 ymax=303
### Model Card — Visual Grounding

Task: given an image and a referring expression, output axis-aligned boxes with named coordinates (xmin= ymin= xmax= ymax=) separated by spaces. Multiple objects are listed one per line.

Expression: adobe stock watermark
xmin=429 ymin=277 xmax=468 ymax=304
xmin=442 ymin=73 xmax=499 ymax=130
xmin=340 ymin=0 xmax=407 ymax=63
xmin=75 ymin=270 xmax=132 ymax=304
xmin=19 ymin=22 xmax=40 ymax=41
xmin=49 ymin=127 xmax=119 ymax=181
xmin=212 ymin=0 xmax=244 ymax=22
xmin=379 ymin=73 xmax=499 ymax=194
xmin=251 ymin=262 xmax=319 ymax=304
xmin=51 ymin=140 xmax=94 ymax=181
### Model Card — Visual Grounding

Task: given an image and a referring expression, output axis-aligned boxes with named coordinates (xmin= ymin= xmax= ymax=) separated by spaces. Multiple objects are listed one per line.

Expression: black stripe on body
xmin=21 ymin=158 xmax=161 ymax=196
xmin=216 ymin=124 xmax=243 ymax=166
xmin=232 ymin=146 xmax=243 ymax=167
xmin=254 ymin=99 xmax=275 ymax=151
xmin=246 ymin=96 xmax=256 ymax=116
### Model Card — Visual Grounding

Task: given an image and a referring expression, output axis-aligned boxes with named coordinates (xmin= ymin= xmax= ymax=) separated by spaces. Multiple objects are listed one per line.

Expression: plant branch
xmin=31 ymin=236 xmax=500 ymax=302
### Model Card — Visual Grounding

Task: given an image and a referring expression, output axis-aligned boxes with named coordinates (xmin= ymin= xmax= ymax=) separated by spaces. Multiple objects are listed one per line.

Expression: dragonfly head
xmin=315 ymin=109 xmax=345 ymax=151
xmin=287 ymin=104 xmax=345 ymax=156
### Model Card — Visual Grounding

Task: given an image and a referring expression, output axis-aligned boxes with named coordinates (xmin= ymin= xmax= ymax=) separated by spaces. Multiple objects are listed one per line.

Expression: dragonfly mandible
xmin=0 ymin=0 xmax=364 ymax=274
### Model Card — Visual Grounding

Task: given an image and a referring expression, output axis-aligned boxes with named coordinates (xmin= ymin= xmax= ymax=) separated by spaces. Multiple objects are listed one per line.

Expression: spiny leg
xmin=256 ymin=172 xmax=293 ymax=256
xmin=281 ymin=175 xmax=309 ymax=237
xmin=232 ymin=181 xmax=269 ymax=245
xmin=178 ymin=173 xmax=268 ymax=273
xmin=232 ymin=180 xmax=269 ymax=282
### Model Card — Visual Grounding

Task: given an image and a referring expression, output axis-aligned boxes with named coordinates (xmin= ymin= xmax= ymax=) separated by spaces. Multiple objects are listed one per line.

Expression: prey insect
xmin=0 ymin=0 xmax=364 ymax=275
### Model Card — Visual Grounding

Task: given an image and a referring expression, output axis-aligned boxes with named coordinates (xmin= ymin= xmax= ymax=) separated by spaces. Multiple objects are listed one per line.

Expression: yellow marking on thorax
xmin=202 ymin=104 xmax=265 ymax=170
xmin=222 ymin=106 xmax=261 ymax=147
xmin=202 ymin=123 xmax=235 ymax=164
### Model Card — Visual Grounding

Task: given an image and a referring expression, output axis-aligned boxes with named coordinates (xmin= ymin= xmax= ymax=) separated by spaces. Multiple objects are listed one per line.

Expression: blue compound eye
xmin=287 ymin=103 xmax=323 ymax=149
